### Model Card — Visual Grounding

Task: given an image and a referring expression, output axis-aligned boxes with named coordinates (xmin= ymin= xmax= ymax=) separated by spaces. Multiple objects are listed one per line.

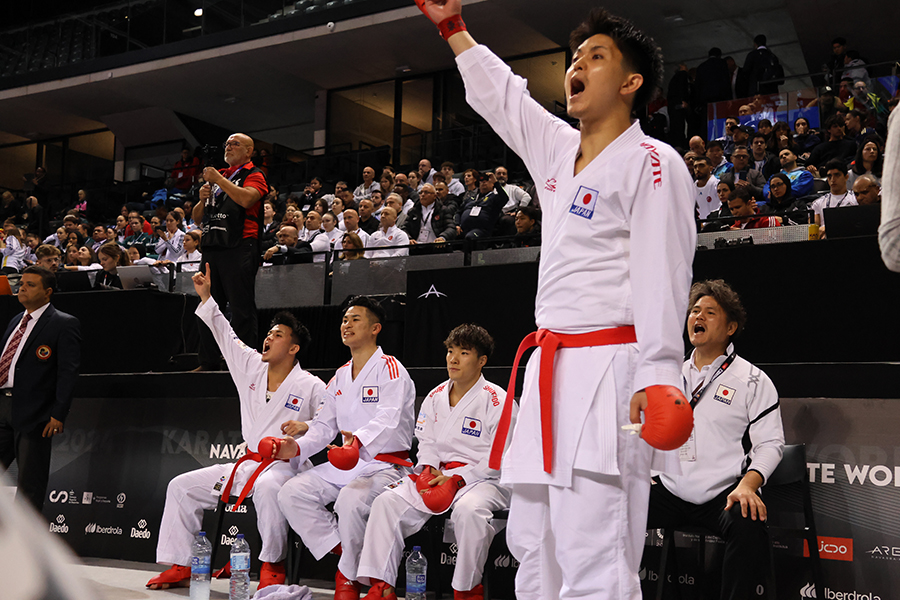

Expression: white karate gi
xmin=156 ymin=299 xmax=325 ymax=566
xmin=457 ymin=45 xmax=696 ymax=599
xmin=358 ymin=376 xmax=516 ymax=591
xmin=695 ymin=176 xmax=721 ymax=220
xmin=369 ymin=226 xmax=410 ymax=258
xmin=277 ymin=348 xmax=416 ymax=582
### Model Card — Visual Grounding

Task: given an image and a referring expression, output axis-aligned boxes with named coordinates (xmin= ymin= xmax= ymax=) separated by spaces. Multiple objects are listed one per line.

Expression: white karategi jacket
xmin=196 ymin=299 xmax=326 ymax=494
xmin=369 ymin=226 xmax=410 ymax=258
xmin=660 ymin=345 xmax=785 ymax=505
xmin=457 ymin=45 xmax=696 ymax=486
xmin=291 ymin=348 xmax=416 ymax=486
xmin=390 ymin=376 xmax=515 ymax=514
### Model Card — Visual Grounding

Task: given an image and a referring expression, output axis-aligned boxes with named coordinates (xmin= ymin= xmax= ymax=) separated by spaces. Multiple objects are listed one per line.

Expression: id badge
xmin=678 ymin=430 xmax=697 ymax=462
xmin=469 ymin=206 xmax=482 ymax=217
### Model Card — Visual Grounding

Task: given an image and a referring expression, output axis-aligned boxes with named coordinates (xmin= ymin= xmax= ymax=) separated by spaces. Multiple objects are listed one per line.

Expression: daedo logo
xmin=804 ymin=536 xmax=853 ymax=561
xmin=49 ymin=514 xmax=69 ymax=534
xmin=131 ymin=519 xmax=151 ymax=539
xmin=221 ymin=525 xmax=241 ymax=546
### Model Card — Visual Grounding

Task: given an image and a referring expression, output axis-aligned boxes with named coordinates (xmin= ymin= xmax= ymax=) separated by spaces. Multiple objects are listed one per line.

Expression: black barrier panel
xmin=405 ymin=263 xmax=538 ymax=368
xmin=256 ymin=263 xmax=328 ymax=309
xmin=331 ymin=253 xmax=465 ymax=306
xmin=0 ymin=290 xmax=200 ymax=374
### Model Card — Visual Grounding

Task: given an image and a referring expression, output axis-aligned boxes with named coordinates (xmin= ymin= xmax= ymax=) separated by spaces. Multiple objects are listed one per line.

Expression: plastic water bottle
xmin=229 ymin=534 xmax=251 ymax=600
xmin=405 ymin=546 xmax=427 ymax=600
xmin=190 ymin=531 xmax=212 ymax=600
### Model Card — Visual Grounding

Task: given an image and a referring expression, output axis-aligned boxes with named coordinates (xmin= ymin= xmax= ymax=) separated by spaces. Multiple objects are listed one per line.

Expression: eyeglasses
xmin=770 ymin=181 xmax=786 ymax=189
xmin=223 ymin=141 xmax=242 ymax=148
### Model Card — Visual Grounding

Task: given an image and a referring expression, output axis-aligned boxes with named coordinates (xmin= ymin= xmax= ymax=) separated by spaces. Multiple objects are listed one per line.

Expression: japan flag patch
xmin=569 ymin=185 xmax=600 ymax=219
xmin=362 ymin=386 xmax=380 ymax=403
xmin=285 ymin=394 xmax=304 ymax=411
xmin=714 ymin=384 xmax=736 ymax=405
xmin=461 ymin=417 xmax=483 ymax=437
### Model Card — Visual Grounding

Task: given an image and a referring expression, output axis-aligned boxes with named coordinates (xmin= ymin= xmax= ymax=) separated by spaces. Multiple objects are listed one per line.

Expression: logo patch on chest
xmin=461 ymin=417 xmax=482 ymax=437
xmin=713 ymin=384 xmax=736 ymax=405
xmin=362 ymin=386 xmax=380 ymax=403
xmin=569 ymin=185 xmax=599 ymax=219
xmin=285 ymin=394 xmax=304 ymax=411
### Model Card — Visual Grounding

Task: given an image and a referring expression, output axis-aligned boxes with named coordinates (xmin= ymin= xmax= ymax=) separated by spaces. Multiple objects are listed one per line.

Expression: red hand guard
xmin=421 ymin=474 xmax=465 ymax=512
xmin=258 ymin=436 xmax=283 ymax=459
xmin=328 ymin=436 xmax=360 ymax=470
xmin=415 ymin=468 xmax=436 ymax=494
xmin=412 ymin=0 xmax=466 ymax=40
xmin=640 ymin=385 xmax=694 ymax=451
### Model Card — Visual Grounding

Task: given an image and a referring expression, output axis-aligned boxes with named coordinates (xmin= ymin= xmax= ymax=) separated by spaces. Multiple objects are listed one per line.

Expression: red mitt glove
xmin=258 ymin=436 xmax=284 ymax=459
xmin=328 ymin=436 xmax=360 ymax=470
xmin=415 ymin=468 xmax=437 ymax=494
xmin=421 ymin=474 xmax=465 ymax=512
xmin=413 ymin=0 xmax=467 ymax=41
xmin=640 ymin=385 xmax=694 ymax=451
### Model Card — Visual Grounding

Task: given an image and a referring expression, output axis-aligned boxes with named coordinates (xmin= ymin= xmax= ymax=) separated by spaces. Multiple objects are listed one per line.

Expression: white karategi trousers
xmin=156 ymin=460 xmax=296 ymax=565
xmin=277 ymin=464 xmax=409 ymax=581
xmin=357 ymin=481 xmax=509 ymax=591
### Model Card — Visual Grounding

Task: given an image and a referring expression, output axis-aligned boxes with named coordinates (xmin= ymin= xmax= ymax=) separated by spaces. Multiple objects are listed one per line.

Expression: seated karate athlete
xmin=356 ymin=324 xmax=516 ymax=600
xmin=147 ymin=265 xmax=326 ymax=590
xmin=274 ymin=295 xmax=416 ymax=600
xmin=646 ymin=279 xmax=784 ymax=600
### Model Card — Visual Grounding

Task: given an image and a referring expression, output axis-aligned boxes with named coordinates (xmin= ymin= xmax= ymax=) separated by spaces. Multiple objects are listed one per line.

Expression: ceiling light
xmin=194 ymin=8 xmax=203 ymax=17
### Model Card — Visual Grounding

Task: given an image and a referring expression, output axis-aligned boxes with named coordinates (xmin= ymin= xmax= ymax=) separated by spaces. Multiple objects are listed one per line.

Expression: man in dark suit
xmin=0 ymin=266 xmax=81 ymax=511
xmin=718 ymin=145 xmax=767 ymax=202
xmin=402 ymin=183 xmax=457 ymax=253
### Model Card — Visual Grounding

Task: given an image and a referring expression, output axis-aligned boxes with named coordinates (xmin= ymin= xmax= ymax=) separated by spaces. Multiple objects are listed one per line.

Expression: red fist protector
xmin=328 ymin=436 xmax=361 ymax=470
xmin=415 ymin=468 xmax=437 ymax=494
xmin=640 ymin=385 xmax=694 ymax=451
xmin=421 ymin=474 xmax=465 ymax=512
xmin=258 ymin=436 xmax=283 ymax=459
xmin=413 ymin=0 xmax=467 ymax=41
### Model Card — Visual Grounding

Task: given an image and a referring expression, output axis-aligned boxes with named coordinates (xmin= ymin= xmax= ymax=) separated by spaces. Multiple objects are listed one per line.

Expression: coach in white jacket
xmin=357 ymin=324 xmax=517 ymax=600
xmin=648 ymin=279 xmax=784 ymax=600
xmin=147 ymin=266 xmax=326 ymax=591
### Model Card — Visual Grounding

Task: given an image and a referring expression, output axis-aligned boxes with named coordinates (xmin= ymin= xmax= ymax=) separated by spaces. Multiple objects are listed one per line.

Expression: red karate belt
xmin=374 ymin=450 xmax=413 ymax=467
xmin=221 ymin=450 xmax=276 ymax=508
xmin=488 ymin=326 xmax=637 ymax=474
xmin=440 ymin=461 xmax=467 ymax=471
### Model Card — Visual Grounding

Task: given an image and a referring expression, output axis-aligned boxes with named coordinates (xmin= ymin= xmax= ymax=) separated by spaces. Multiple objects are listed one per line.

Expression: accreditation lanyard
xmin=214 ymin=163 xmax=251 ymax=199
xmin=688 ymin=351 xmax=737 ymax=409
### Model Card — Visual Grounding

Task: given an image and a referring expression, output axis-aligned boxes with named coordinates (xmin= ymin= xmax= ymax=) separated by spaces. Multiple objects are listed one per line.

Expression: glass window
xmin=329 ymin=81 xmax=396 ymax=151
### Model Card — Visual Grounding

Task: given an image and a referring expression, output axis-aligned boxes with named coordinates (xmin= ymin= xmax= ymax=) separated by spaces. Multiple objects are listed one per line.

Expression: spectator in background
xmin=384 ymin=194 xmax=408 ymax=230
xmin=155 ymin=212 xmax=185 ymax=263
xmin=124 ymin=215 xmax=153 ymax=257
xmin=403 ymin=183 xmax=456 ymax=250
xmin=496 ymin=166 xmax=532 ymax=213
xmin=263 ymin=226 xmax=311 ymax=264
xmin=851 ymin=80 xmax=889 ymax=125
xmin=331 ymin=195 xmax=347 ymax=230
xmin=298 ymin=210 xmax=323 ymax=244
xmin=23 ymin=232 xmax=40 ymax=265
xmin=310 ymin=211 xmax=341 ymax=262
xmin=744 ymin=35 xmax=783 ymax=95
xmin=407 ymin=170 xmax=421 ymax=193
xmin=1 ymin=224 xmax=27 ymax=274
xmin=852 ymin=175 xmax=881 ymax=206
xmin=842 ymin=50 xmax=870 ymax=87
xmin=94 ymin=242 xmax=130 ymax=289
xmin=693 ymin=156 xmax=721 ymax=220
xmin=20 ymin=196 xmax=44 ymax=238
xmin=696 ymin=48 xmax=731 ymax=106
xmin=440 ymin=162 xmax=466 ymax=196
xmin=689 ymin=136 xmax=707 ymax=157
xmin=64 ymin=246 xmax=101 ymax=272
xmin=812 ymin=159 xmax=858 ymax=239
xmin=807 ymin=115 xmax=857 ymax=174
xmin=763 ymin=148 xmax=814 ymax=198
xmin=758 ymin=119 xmax=773 ymax=140
xmin=762 ymin=172 xmax=809 ymax=224
xmin=114 ymin=215 xmax=129 ymax=242
xmin=461 ymin=169 xmax=481 ymax=209
xmin=357 ymin=199 xmax=380 ymax=235
xmin=394 ymin=173 xmax=419 ymax=204
xmin=826 ymin=37 xmax=847 ymax=88
xmin=379 ymin=173 xmax=395 ymax=199
xmin=848 ymin=136 xmax=884 ymax=187
xmin=353 ymin=166 xmax=379 ymax=201
xmin=339 ymin=232 xmax=366 ymax=261
xmin=369 ymin=207 xmax=410 ymax=258
xmin=667 ymin=63 xmax=691 ymax=148
xmin=718 ymin=146 xmax=765 ymax=203
xmin=35 ymin=245 xmax=62 ymax=271
xmin=514 ymin=206 xmax=541 ymax=246
xmin=63 ymin=246 xmax=79 ymax=268
xmin=729 ymin=187 xmax=781 ymax=229
xmin=314 ymin=198 xmax=330 ymax=219
xmin=701 ymin=180 xmax=735 ymax=232
xmin=390 ymin=184 xmax=416 ymax=216
xmin=177 ymin=230 xmax=203 ymax=272
xmin=88 ymin=225 xmax=107 ymax=253
xmin=335 ymin=209 xmax=370 ymax=251
xmin=0 ymin=191 xmax=22 ymax=225
xmin=750 ymin=132 xmax=778 ymax=178
xmin=683 ymin=151 xmax=698 ymax=179
xmin=459 ymin=172 xmax=508 ymax=240
xmin=261 ymin=199 xmax=279 ymax=248
xmin=793 ymin=117 xmax=821 ymax=160
xmin=731 ymin=125 xmax=751 ymax=152
xmin=172 ymin=148 xmax=201 ymax=193
xmin=417 ymin=159 xmax=436 ymax=189
xmin=845 ymin=110 xmax=876 ymax=146
xmin=725 ymin=56 xmax=749 ymax=100
xmin=707 ymin=140 xmax=733 ymax=178
xmin=769 ymin=122 xmax=794 ymax=155
xmin=126 ymin=246 xmax=154 ymax=266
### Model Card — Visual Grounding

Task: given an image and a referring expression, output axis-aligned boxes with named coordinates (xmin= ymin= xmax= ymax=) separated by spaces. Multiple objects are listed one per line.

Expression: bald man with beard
xmin=193 ymin=133 xmax=269 ymax=371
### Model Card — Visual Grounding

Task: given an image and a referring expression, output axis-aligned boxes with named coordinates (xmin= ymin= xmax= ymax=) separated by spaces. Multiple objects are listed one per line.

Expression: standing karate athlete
xmin=414 ymin=2 xmax=697 ymax=598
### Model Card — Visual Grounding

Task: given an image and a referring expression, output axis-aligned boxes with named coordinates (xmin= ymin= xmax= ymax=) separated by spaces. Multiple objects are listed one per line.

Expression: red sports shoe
xmin=146 ymin=564 xmax=191 ymax=589
xmin=213 ymin=562 xmax=231 ymax=579
xmin=454 ymin=584 xmax=484 ymax=600
xmin=259 ymin=561 xmax=286 ymax=589
xmin=362 ymin=579 xmax=397 ymax=600
xmin=335 ymin=569 xmax=361 ymax=600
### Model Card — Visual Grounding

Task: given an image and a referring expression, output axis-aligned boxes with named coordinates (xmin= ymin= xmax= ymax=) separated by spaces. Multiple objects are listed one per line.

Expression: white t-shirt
xmin=812 ymin=190 xmax=858 ymax=228
xmin=695 ymin=177 xmax=721 ymax=220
